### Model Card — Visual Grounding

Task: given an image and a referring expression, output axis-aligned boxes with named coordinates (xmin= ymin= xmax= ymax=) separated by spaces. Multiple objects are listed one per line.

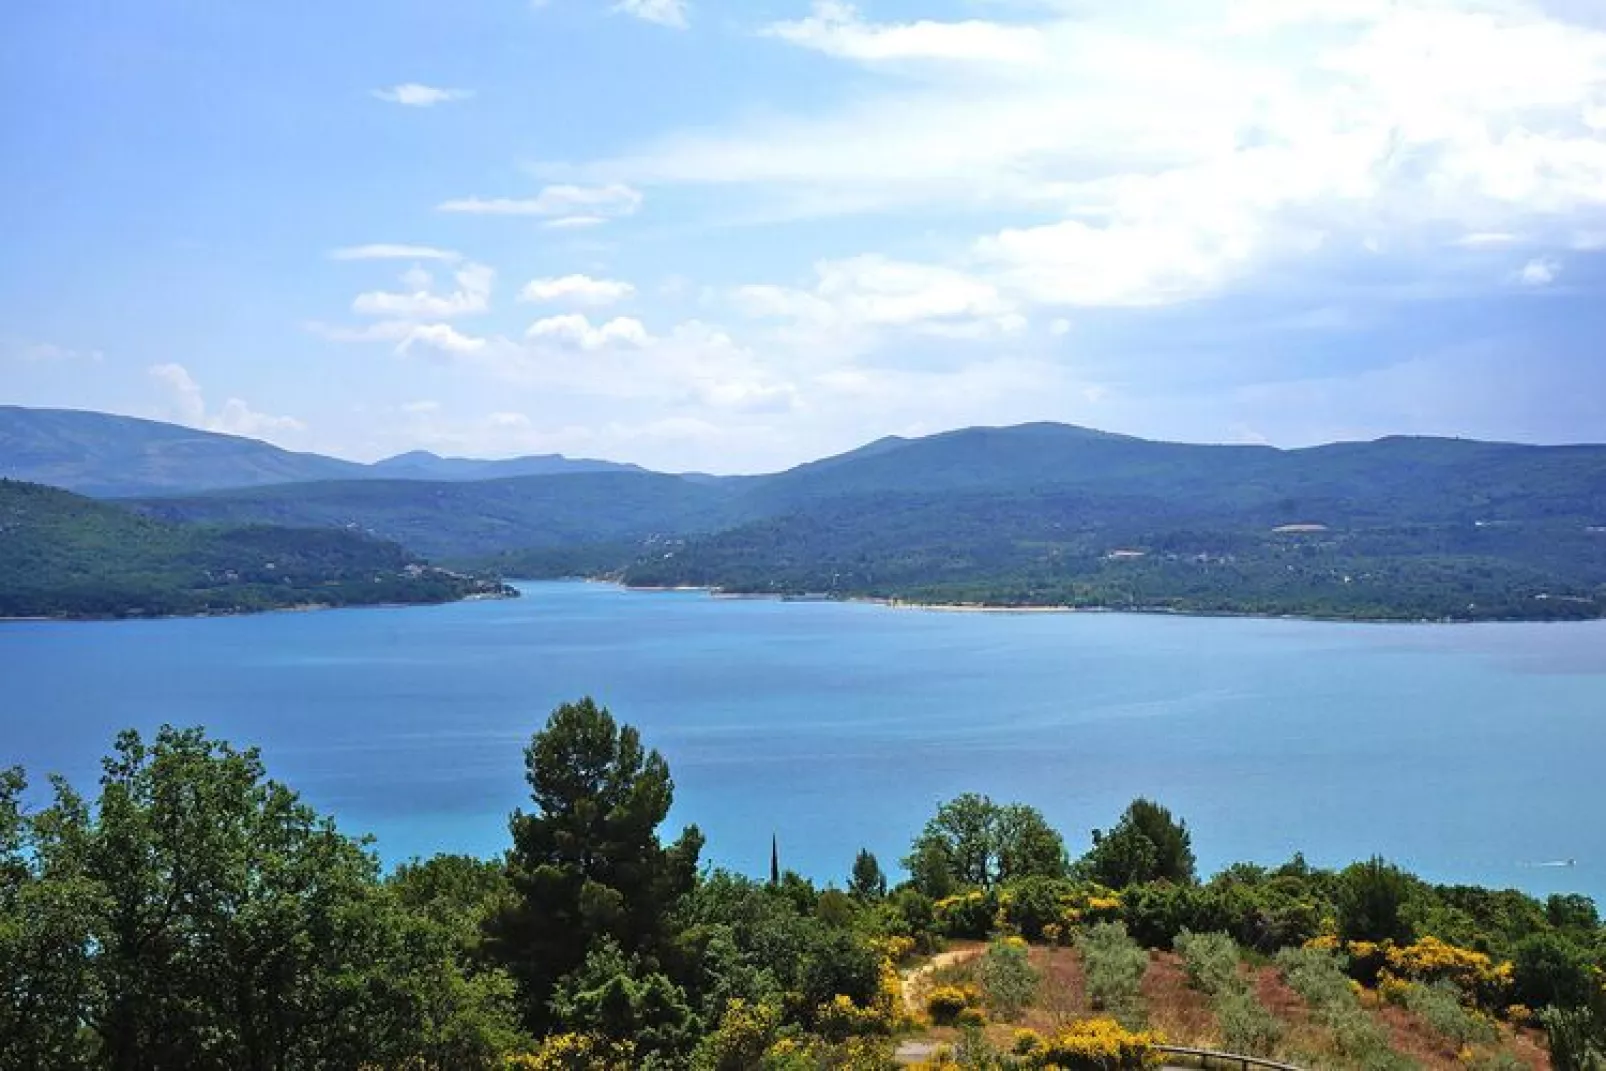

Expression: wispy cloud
xmin=329 ymin=244 xmax=461 ymax=262
xmin=613 ymin=0 xmax=688 ymax=30
xmin=351 ymin=262 xmax=494 ymax=319
xmin=437 ymin=184 xmax=643 ymax=223
xmin=761 ymin=2 xmax=1045 ymax=65
xmin=371 ymin=84 xmax=473 ymax=107
xmin=520 ymin=274 xmax=636 ymax=305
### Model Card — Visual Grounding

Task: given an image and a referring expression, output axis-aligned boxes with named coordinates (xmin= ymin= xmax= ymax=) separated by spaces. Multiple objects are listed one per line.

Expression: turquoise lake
xmin=3 ymin=580 xmax=1602 ymax=904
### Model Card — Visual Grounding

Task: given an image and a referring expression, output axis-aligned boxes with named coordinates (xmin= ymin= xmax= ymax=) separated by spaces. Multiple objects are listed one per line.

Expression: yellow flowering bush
xmin=925 ymin=984 xmax=978 ymax=1025
xmin=1388 ymin=936 xmax=1513 ymax=1000
xmin=1037 ymin=1018 xmax=1163 ymax=1069
xmin=700 ymin=998 xmax=782 ymax=1070
xmin=933 ymin=889 xmax=998 ymax=938
xmin=815 ymin=993 xmax=891 ymax=1040
xmin=507 ymin=1033 xmax=634 ymax=1070
xmin=1012 ymin=1027 xmax=1047 ymax=1056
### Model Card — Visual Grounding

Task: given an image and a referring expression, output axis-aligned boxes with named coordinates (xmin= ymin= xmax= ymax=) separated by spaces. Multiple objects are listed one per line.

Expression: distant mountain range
xmin=0 ymin=406 xmax=642 ymax=496
xmin=5 ymin=405 xmax=1606 ymax=620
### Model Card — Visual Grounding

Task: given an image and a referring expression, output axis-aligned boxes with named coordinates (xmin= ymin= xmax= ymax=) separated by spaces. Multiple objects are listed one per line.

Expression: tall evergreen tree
xmin=489 ymin=699 xmax=703 ymax=1031
xmin=771 ymin=834 xmax=780 ymax=887
xmin=848 ymin=849 xmax=887 ymax=900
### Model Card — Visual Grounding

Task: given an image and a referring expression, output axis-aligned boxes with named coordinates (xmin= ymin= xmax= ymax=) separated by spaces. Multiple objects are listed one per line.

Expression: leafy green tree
xmin=5 ymin=726 xmax=525 ymax=1071
xmin=1082 ymin=799 xmax=1196 ymax=888
xmin=0 ymin=767 xmax=99 ymax=1070
xmin=1336 ymin=857 xmax=1415 ymax=944
xmin=848 ymin=849 xmax=887 ymax=900
xmin=904 ymin=794 xmax=1065 ymax=891
xmin=1512 ymin=933 xmax=1599 ymax=1009
xmin=905 ymin=837 xmax=957 ymax=899
xmin=490 ymin=699 xmax=704 ymax=1031
xmin=1547 ymin=894 xmax=1602 ymax=933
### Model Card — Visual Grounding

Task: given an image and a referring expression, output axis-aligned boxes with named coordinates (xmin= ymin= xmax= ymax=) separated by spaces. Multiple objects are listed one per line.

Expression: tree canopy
xmin=489 ymin=698 xmax=704 ymax=1031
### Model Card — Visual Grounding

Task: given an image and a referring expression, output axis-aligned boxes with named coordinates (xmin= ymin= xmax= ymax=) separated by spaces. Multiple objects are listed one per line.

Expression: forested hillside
xmin=58 ymin=418 xmax=1606 ymax=621
xmin=0 ymin=479 xmax=507 ymax=618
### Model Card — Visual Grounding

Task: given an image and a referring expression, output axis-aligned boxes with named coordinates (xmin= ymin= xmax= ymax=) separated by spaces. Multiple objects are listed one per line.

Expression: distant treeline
xmin=4 ymin=699 xmax=1603 ymax=1069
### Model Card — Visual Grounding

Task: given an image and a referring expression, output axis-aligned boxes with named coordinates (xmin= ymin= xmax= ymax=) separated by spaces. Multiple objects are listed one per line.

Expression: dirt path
xmin=900 ymin=947 xmax=982 ymax=1016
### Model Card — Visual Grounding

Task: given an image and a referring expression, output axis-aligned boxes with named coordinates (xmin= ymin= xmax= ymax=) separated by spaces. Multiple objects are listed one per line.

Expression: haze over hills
xmin=0 ymin=406 xmax=645 ymax=496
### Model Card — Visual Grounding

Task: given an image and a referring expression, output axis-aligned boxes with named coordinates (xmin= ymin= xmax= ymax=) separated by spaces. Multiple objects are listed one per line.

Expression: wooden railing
xmin=1154 ymin=1045 xmax=1309 ymax=1070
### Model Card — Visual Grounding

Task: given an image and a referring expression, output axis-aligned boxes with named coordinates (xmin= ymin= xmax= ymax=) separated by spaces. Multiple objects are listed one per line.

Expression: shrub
xmin=695 ymin=999 xmax=781 ymax=1071
xmin=1079 ymin=922 xmax=1150 ymax=1028
xmin=978 ymin=938 xmax=1040 ymax=1022
xmin=1399 ymin=980 xmax=1498 ymax=1047
xmin=926 ymin=985 xmax=973 ymax=1025
xmin=510 ymin=1033 xmax=635 ymax=1070
xmin=1011 ymin=1028 xmax=1046 ymax=1057
xmin=1275 ymin=946 xmax=1354 ymax=1008
xmin=1173 ymin=930 xmax=1240 ymax=996
xmin=814 ymin=993 xmax=889 ymax=1041
xmin=1038 ymin=1018 xmax=1163 ymax=1070
xmin=1214 ymin=988 xmax=1286 ymax=1058
xmin=1540 ymin=1006 xmax=1606 ymax=1071
xmin=933 ymin=889 xmax=1001 ymax=940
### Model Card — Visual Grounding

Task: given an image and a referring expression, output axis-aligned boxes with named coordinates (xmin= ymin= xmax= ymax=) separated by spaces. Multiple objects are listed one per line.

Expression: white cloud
xmin=329 ymin=244 xmax=461 ymax=262
xmin=397 ymin=323 xmax=489 ymax=355
xmin=372 ymin=84 xmax=473 ymax=107
xmin=1453 ymin=232 xmax=1522 ymax=248
xmin=437 ymin=184 xmax=643 ymax=221
xmin=352 ymin=262 xmax=494 ymax=319
xmin=559 ymin=0 xmax=1606 ymax=314
xmin=613 ymin=0 xmax=687 ymax=30
xmin=526 ymin=313 xmax=652 ymax=349
xmin=735 ymin=254 xmax=1021 ymax=337
xmin=520 ymin=274 xmax=636 ymax=305
xmin=148 ymin=363 xmax=305 ymax=437
xmin=762 ymin=1 xmax=1045 ymax=65
xmin=1517 ymin=256 xmax=1561 ymax=286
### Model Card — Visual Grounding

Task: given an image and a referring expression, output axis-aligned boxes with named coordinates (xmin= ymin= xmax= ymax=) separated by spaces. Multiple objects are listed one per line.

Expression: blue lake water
xmin=3 ymin=580 xmax=1603 ymax=904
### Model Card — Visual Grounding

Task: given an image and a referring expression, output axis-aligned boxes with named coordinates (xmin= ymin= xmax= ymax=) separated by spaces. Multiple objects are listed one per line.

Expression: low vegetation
xmin=3 ymin=699 xmax=1601 ymax=1069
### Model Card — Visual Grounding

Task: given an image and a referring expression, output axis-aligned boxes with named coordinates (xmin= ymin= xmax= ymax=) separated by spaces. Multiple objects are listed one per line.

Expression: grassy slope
xmin=914 ymin=946 xmax=1549 ymax=1070
xmin=0 ymin=479 xmax=501 ymax=618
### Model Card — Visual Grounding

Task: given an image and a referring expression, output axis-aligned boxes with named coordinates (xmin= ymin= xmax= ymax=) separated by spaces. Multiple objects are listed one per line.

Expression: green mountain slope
xmin=115 ymin=422 xmax=1606 ymax=620
xmin=0 ymin=480 xmax=509 ymax=618
xmin=132 ymin=471 xmax=741 ymax=559
xmin=0 ymin=407 xmax=645 ymax=495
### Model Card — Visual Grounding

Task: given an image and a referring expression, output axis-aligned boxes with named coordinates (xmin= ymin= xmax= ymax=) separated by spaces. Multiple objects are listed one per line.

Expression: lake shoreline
xmin=588 ymin=580 xmax=1578 ymax=627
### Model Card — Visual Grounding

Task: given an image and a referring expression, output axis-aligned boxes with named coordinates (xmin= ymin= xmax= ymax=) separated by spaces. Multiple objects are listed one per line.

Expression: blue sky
xmin=5 ymin=0 xmax=1606 ymax=472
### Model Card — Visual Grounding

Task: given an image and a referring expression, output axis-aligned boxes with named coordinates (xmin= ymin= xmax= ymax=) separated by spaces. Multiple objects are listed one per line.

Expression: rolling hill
xmin=0 ymin=479 xmax=510 ymax=618
xmin=0 ymin=407 xmax=644 ymax=495
xmin=113 ymin=421 xmax=1606 ymax=620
